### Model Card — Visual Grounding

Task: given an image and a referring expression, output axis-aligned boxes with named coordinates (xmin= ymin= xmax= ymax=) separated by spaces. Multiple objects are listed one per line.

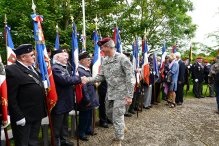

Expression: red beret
xmin=97 ymin=37 xmax=113 ymax=47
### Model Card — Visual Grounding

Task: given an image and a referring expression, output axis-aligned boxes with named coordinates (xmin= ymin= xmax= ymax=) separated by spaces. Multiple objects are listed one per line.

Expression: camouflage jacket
xmin=89 ymin=52 xmax=135 ymax=100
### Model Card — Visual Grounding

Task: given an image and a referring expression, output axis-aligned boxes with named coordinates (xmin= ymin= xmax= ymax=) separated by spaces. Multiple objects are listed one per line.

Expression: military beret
xmin=97 ymin=37 xmax=115 ymax=48
xmin=14 ymin=44 xmax=33 ymax=56
xmin=79 ymin=52 xmax=90 ymax=60
xmin=52 ymin=48 xmax=67 ymax=56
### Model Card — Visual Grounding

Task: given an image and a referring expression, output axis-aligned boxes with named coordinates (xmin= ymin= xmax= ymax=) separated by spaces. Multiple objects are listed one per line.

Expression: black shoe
xmin=128 ymin=110 xmax=136 ymax=114
xmin=61 ymin=141 xmax=74 ymax=146
xmin=200 ymin=96 xmax=205 ymax=98
xmin=143 ymin=106 xmax=150 ymax=109
xmin=99 ymin=122 xmax=109 ymax=128
xmin=176 ymin=102 xmax=182 ymax=105
xmin=79 ymin=136 xmax=89 ymax=141
xmin=107 ymin=119 xmax=113 ymax=124
xmin=86 ymin=131 xmax=97 ymax=136
xmin=124 ymin=113 xmax=132 ymax=117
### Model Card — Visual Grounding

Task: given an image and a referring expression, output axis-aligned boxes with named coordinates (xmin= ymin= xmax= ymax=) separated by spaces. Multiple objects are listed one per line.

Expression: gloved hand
xmin=195 ymin=79 xmax=198 ymax=82
xmin=16 ymin=118 xmax=26 ymax=126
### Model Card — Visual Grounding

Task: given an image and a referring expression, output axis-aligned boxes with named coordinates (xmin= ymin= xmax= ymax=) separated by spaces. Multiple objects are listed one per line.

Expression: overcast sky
xmin=188 ymin=0 xmax=219 ymax=46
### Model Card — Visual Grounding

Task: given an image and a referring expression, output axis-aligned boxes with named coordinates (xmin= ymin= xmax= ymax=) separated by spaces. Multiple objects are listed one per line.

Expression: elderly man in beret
xmin=77 ymin=52 xmax=99 ymax=141
xmin=51 ymin=48 xmax=85 ymax=146
xmin=84 ymin=37 xmax=135 ymax=146
xmin=6 ymin=44 xmax=47 ymax=146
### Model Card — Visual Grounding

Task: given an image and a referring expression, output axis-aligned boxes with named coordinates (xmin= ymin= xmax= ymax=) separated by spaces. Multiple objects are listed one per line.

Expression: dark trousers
xmin=193 ymin=81 xmax=203 ymax=98
xmin=176 ymin=83 xmax=184 ymax=103
xmin=151 ymin=82 xmax=161 ymax=104
xmin=98 ymin=94 xmax=107 ymax=124
xmin=51 ymin=113 xmax=69 ymax=146
xmin=215 ymin=84 xmax=219 ymax=110
xmin=78 ymin=109 xmax=92 ymax=137
xmin=11 ymin=120 xmax=41 ymax=146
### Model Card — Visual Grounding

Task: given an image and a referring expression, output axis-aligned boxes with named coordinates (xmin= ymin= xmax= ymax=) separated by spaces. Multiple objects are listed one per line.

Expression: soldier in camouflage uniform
xmin=209 ymin=56 xmax=219 ymax=113
xmin=85 ymin=37 xmax=135 ymax=146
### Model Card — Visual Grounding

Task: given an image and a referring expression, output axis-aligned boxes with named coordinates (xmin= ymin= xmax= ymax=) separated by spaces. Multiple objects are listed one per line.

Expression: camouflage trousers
xmin=106 ymin=100 xmax=126 ymax=140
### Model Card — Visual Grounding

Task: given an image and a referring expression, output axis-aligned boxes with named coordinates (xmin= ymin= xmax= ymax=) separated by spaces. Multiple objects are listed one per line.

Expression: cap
xmin=79 ymin=52 xmax=90 ymax=60
xmin=14 ymin=44 xmax=33 ymax=56
xmin=52 ymin=49 xmax=67 ymax=56
xmin=97 ymin=37 xmax=115 ymax=48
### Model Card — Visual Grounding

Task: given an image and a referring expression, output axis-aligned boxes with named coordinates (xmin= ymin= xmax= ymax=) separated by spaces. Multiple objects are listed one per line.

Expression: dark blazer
xmin=192 ymin=62 xmax=204 ymax=82
xmin=52 ymin=63 xmax=81 ymax=114
xmin=6 ymin=61 xmax=47 ymax=123
xmin=77 ymin=66 xmax=99 ymax=111
xmin=178 ymin=60 xmax=186 ymax=83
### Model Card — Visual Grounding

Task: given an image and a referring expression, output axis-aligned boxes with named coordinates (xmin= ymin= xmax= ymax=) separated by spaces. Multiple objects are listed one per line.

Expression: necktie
xmin=28 ymin=66 xmax=38 ymax=76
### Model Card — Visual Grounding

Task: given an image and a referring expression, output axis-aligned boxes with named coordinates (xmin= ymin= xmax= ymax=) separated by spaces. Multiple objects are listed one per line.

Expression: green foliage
xmin=0 ymin=0 xmax=197 ymax=62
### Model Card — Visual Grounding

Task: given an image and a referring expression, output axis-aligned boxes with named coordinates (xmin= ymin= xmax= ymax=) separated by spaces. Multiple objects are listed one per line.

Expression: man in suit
xmin=191 ymin=57 xmax=205 ymax=98
xmin=6 ymin=44 xmax=47 ymax=146
xmin=175 ymin=52 xmax=186 ymax=105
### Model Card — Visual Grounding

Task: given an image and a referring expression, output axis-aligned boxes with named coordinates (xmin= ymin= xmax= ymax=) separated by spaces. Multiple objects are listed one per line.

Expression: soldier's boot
xmin=111 ymin=138 xmax=122 ymax=146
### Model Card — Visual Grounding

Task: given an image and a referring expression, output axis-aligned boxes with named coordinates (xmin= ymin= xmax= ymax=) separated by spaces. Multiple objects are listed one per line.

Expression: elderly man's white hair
xmin=175 ymin=52 xmax=181 ymax=58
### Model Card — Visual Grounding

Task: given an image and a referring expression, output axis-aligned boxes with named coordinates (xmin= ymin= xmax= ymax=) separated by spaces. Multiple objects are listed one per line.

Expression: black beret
xmin=79 ymin=52 xmax=90 ymax=60
xmin=52 ymin=49 xmax=67 ymax=56
xmin=97 ymin=37 xmax=113 ymax=47
xmin=14 ymin=44 xmax=33 ymax=56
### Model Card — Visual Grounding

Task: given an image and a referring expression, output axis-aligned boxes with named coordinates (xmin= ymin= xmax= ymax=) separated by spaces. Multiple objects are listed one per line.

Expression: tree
xmin=0 ymin=0 xmax=197 ymax=62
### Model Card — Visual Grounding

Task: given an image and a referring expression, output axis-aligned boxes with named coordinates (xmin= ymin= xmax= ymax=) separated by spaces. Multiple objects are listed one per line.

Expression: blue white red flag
xmin=142 ymin=37 xmax=148 ymax=65
xmin=132 ymin=38 xmax=140 ymax=83
xmin=92 ymin=30 xmax=101 ymax=77
xmin=113 ymin=27 xmax=122 ymax=53
xmin=153 ymin=53 xmax=159 ymax=77
xmin=31 ymin=14 xmax=57 ymax=112
xmin=71 ymin=22 xmax=79 ymax=76
xmin=141 ymin=37 xmax=150 ymax=85
xmin=0 ymin=56 xmax=8 ymax=126
xmin=71 ymin=22 xmax=83 ymax=104
xmin=54 ymin=32 xmax=60 ymax=50
xmin=5 ymin=25 xmax=16 ymax=65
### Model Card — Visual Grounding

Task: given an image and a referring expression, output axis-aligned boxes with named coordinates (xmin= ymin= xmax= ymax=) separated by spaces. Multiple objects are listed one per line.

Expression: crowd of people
xmin=1 ymin=37 xmax=219 ymax=146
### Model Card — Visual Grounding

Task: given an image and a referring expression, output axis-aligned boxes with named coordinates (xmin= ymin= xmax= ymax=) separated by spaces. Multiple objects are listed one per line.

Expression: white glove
xmin=195 ymin=79 xmax=198 ymax=82
xmin=16 ymin=118 xmax=26 ymax=126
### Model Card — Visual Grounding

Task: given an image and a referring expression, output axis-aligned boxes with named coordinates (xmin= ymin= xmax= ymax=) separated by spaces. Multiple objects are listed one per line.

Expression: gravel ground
xmin=73 ymin=97 xmax=219 ymax=146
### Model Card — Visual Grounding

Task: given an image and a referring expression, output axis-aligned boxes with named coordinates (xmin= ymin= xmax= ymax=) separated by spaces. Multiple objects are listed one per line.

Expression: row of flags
xmin=1 ymin=6 xmax=194 ymax=129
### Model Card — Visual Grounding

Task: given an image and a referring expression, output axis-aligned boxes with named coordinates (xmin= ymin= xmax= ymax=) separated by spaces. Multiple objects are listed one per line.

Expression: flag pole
xmin=31 ymin=1 xmax=56 ymax=146
xmin=3 ymin=14 xmax=11 ymax=146
xmin=71 ymin=16 xmax=80 ymax=146
xmin=92 ymin=15 xmax=99 ymax=134
xmin=82 ymin=0 xmax=86 ymax=51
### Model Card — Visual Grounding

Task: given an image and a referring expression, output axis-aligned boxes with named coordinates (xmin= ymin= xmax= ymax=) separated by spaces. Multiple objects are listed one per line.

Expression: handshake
xmin=80 ymin=76 xmax=89 ymax=84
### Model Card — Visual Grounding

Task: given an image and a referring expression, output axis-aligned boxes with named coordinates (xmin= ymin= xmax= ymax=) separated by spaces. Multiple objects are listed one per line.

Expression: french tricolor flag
xmin=132 ymin=38 xmax=140 ymax=83
xmin=141 ymin=36 xmax=150 ymax=85
xmin=5 ymin=25 xmax=16 ymax=65
xmin=113 ymin=27 xmax=122 ymax=53
xmin=54 ymin=31 xmax=60 ymax=51
xmin=92 ymin=30 xmax=101 ymax=77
